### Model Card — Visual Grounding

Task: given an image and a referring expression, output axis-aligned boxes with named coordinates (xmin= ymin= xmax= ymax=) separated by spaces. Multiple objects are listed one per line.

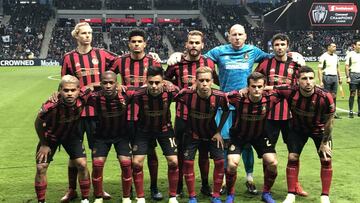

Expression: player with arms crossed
xmin=34 ymin=75 xmax=91 ymax=203
xmin=345 ymin=38 xmax=360 ymax=118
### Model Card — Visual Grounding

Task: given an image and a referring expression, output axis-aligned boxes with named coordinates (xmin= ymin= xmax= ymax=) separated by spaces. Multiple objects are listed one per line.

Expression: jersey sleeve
xmin=273 ymin=85 xmax=293 ymax=100
xmin=164 ymin=65 xmax=176 ymax=81
xmin=254 ymin=58 xmax=267 ymax=74
xmin=345 ymin=52 xmax=351 ymax=66
xmin=104 ymin=49 xmax=118 ymax=69
xmin=61 ymin=54 xmax=72 ymax=76
xmin=318 ymin=54 xmax=325 ymax=69
xmin=220 ymin=94 xmax=229 ymax=112
xmin=110 ymin=56 xmax=121 ymax=74
xmin=254 ymin=46 xmax=272 ymax=63
xmin=227 ymin=91 xmax=240 ymax=106
xmin=204 ymin=46 xmax=221 ymax=63
xmin=174 ymin=88 xmax=188 ymax=105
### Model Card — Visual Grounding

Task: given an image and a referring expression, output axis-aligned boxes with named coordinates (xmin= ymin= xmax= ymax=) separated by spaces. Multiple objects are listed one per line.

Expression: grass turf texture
xmin=0 ymin=62 xmax=359 ymax=203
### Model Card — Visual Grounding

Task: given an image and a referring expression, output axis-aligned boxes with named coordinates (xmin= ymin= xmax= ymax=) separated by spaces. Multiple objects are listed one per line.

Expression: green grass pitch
xmin=0 ymin=62 xmax=359 ymax=202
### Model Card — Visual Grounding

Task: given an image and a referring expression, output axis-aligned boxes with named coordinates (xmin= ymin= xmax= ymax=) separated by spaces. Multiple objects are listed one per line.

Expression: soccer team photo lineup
xmin=0 ymin=0 xmax=360 ymax=203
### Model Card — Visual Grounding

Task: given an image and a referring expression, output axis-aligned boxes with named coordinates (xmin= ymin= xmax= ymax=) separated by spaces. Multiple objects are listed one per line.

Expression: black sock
xmin=349 ymin=96 xmax=354 ymax=111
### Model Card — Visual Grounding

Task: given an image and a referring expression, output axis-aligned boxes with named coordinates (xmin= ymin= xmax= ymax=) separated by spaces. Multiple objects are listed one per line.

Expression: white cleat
xmin=122 ymin=197 xmax=132 ymax=203
xmin=81 ymin=199 xmax=90 ymax=203
xmin=136 ymin=197 xmax=146 ymax=203
xmin=282 ymin=193 xmax=296 ymax=203
xmin=168 ymin=197 xmax=179 ymax=203
xmin=93 ymin=198 xmax=103 ymax=203
xmin=320 ymin=195 xmax=330 ymax=203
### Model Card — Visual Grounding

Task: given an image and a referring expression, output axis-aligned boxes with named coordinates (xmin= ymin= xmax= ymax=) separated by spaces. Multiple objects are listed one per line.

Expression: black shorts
xmin=132 ymin=129 xmax=177 ymax=156
xmin=79 ymin=117 xmax=97 ymax=149
xmin=227 ymin=135 xmax=276 ymax=158
xmin=349 ymin=72 xmax=360 ymax=91
xmin=323 ymin=75 xmax=338 ymax=94
xmin=183 ymin=136 xmax=224 ymax=160
xmin=264 ymin=119 xmax=290 ymax=146
xmin=35 ymin=136 xmax=86 ymax=164
xmin=92 ymin=136 xmax=132 ymax=158
xmin=286 ymin=129 xmax=333 ymax=158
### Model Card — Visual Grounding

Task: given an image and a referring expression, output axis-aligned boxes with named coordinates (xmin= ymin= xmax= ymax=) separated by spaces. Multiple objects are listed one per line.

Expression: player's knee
xmin=74 ymin=158 xmax=88 ymax=171
xmin=351 ymin=91 xmax=356 ymax=96
xmin=132 ymin=160 xmax=143 ymax=168
xmin=288 ymin=153 xmax=299 ymax=161
xmin=167 ymin=157 xmax=178 ymax=168
xmin=36 ymin=163 xmax=48 ymax=175
xmin=227 ymin=160 xmax=239 ymax=172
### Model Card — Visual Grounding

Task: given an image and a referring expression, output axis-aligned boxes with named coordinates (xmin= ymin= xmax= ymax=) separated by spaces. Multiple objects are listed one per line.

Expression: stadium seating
xmin=54 ymin=0 xmax=102 ymax=10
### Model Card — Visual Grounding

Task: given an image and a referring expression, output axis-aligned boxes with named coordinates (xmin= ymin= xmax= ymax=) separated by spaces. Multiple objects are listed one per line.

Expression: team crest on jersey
xmin=244 ymin=53 xmax=249 ymax=61
xmin=229 ymin=144 xmax=236 ymax=151
xmin=75 ymin=62 xmax=80 ymax=67
xmin=270 ymin=69 xmax=275 ymax=73
xmin=92 ymin=58 xmax=99 ymax=65
xmin=288 ymin=68 xmax=294 ymax=74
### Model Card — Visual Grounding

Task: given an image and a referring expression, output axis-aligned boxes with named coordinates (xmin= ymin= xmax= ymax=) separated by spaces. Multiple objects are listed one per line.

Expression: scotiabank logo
xmin=328 ymin=5 xmax=358 ymax=12
xmin=309 ymin=3 xmax=357 ymax=26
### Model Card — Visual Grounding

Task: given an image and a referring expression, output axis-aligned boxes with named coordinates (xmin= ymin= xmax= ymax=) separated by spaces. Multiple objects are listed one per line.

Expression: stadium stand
xmin=54 ymin=0 xmax=102 ymax=10
xmin=106 ymin=0 xmax=151 ymax=10
xmin=0 ymin=3 xmax=51 ymax=59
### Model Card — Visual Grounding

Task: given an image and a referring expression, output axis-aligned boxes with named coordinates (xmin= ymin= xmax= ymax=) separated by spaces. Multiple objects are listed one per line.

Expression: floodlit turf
xmin=0 ymin=62 xmax=359 ymax=202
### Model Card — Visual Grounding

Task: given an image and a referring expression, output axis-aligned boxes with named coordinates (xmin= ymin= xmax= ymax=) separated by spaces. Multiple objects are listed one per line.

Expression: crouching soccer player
xmin=131 ymin=66 xmax=180 ymax=203
xmin=268 ymin=67 xmax=335 ymax=203
xmin=175 ymin=66 xmax=229 ymax=203
xmin=88 ymin=71 xmax=132 ymax=203
xmin=34 ymin=75 xmax=91 ymax=203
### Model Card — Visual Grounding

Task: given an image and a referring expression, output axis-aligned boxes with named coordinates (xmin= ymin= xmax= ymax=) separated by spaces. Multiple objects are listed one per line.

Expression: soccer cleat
xmin=245 ymin=181 xmax=258 ymax=195
xmin=103 ymin=191 xmax=112 ymax=200
xmin=81 ymin=199 xmax=90 ymax=203
xmin=295 ymin=182 xmax=308 ymax=197
xmin=282 ymin=193 xmax=295 ymax=203
xmin=176 ymin=187 xmax=184 ymax=198
xmin=60 ymin=189 xmax=78 ymax=203
xmin=320 ymin=195 xmax=330 ymax=203
xmin=93 ymin=198 xmax=103 ymax=203
xmin=122 ymin=197 xmax=132 ymax=203
xmin=168 ymin=197 xmax=179 ymax=203
xmin=261 ymin=192 xmax=276 ymax=203
xmin=211 ymin=197 xmax=222 ymax=203
xmin=188 ymin=197 xmax=198 ymax=203
xmin=136 ymin=197 xmax=146 ymax=203
xmin=150 ymin=187 xmax=163 ymax=200
xmin=349 ymin=111 xmax=354 ymax=118
xmin=225 ymin=194 xmax=235 ymax=203
xmin=200 ymin=184 xmax=212 ymax=196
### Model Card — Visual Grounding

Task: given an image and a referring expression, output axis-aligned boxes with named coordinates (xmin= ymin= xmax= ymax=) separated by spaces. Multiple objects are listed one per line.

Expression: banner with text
xmin=309 ymin=3 xmax=357 ymax=26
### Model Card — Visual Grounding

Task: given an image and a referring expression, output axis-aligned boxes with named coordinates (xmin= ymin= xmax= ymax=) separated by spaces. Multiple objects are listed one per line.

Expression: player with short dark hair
xmin=255 ymin=33 xmax=308 ymax=198
xmin=111 ymin=29 xmax=164 ymax=200
xmin=165 ymin=30 xmax=218 ymax=197
xmin=273 ymin=66 xmax=335 ymax=203
xmin=345 ymin=38 xmax=360 ymax=118
xmin=318 ymin=42 xmax=342 ymax=119
xmin=131 ymin=66 xmax=179 ymax=203
xmin=61 ymin=22 xmax=117 ymax=202
xmin=34 ymin=75 xmax=91 ymax=203
xmin=175 ymin=66 xmax=229 ymax=203
xmin=88 ymin=71 xmax=132 ymax=203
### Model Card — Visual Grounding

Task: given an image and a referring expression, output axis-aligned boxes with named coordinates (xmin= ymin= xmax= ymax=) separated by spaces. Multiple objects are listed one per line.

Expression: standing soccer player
xmin=34 ymin=75 xmax=91 ymax=203
xmin=318 ymin=42 xmax=342 ymax=119
xmin=345 ymin=38 xmax=360 ymax=118
xmin=111 ymin=29 xmax=164 ymax=200
xmin=61 ymin=22 xmax=116 ymax=201
xmin=165 ymin=30 xmax=217 ymax=197
xmin=131 ymin=66 xmax=179 ymax=203
xmin=255 ymin=33 xmax=308 ymax=197
xmin=88 ymin=71 xmax=132 ymax=203
xmin=275 ymin=66 xmax=335 ymax=203
xmin=175 ymin=66 xmax=229 ymax=203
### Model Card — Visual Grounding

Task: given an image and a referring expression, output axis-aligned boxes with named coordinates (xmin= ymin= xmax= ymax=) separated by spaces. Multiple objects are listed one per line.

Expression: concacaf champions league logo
xmin=312 ymin=5 xmax=328 ymax=23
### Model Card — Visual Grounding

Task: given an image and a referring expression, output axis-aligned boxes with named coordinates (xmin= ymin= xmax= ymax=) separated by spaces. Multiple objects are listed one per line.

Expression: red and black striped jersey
xmin=61 ymin=48 xmax=117 ymax=117
xmin=274 ymin=85 xmax=335 ymax=135
xmin=175 ymin=88 xmax=229 ymax=140
xmin=37 ymin=93 xmax=89 ymax=144
xmin=132 ymin=87 xmax=178 ymax=133
xmin=165 ymin=55 xmax=217 ymax=120
xmin=227 ymin=91 xmax=279 ymax=140
xmin=255 ymin=57 xmax=300 ymax=120
xmin=88 ymin=90 xmax=129 ymax=138
xmin=110 ymin=53 xmax=162 ymax=121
